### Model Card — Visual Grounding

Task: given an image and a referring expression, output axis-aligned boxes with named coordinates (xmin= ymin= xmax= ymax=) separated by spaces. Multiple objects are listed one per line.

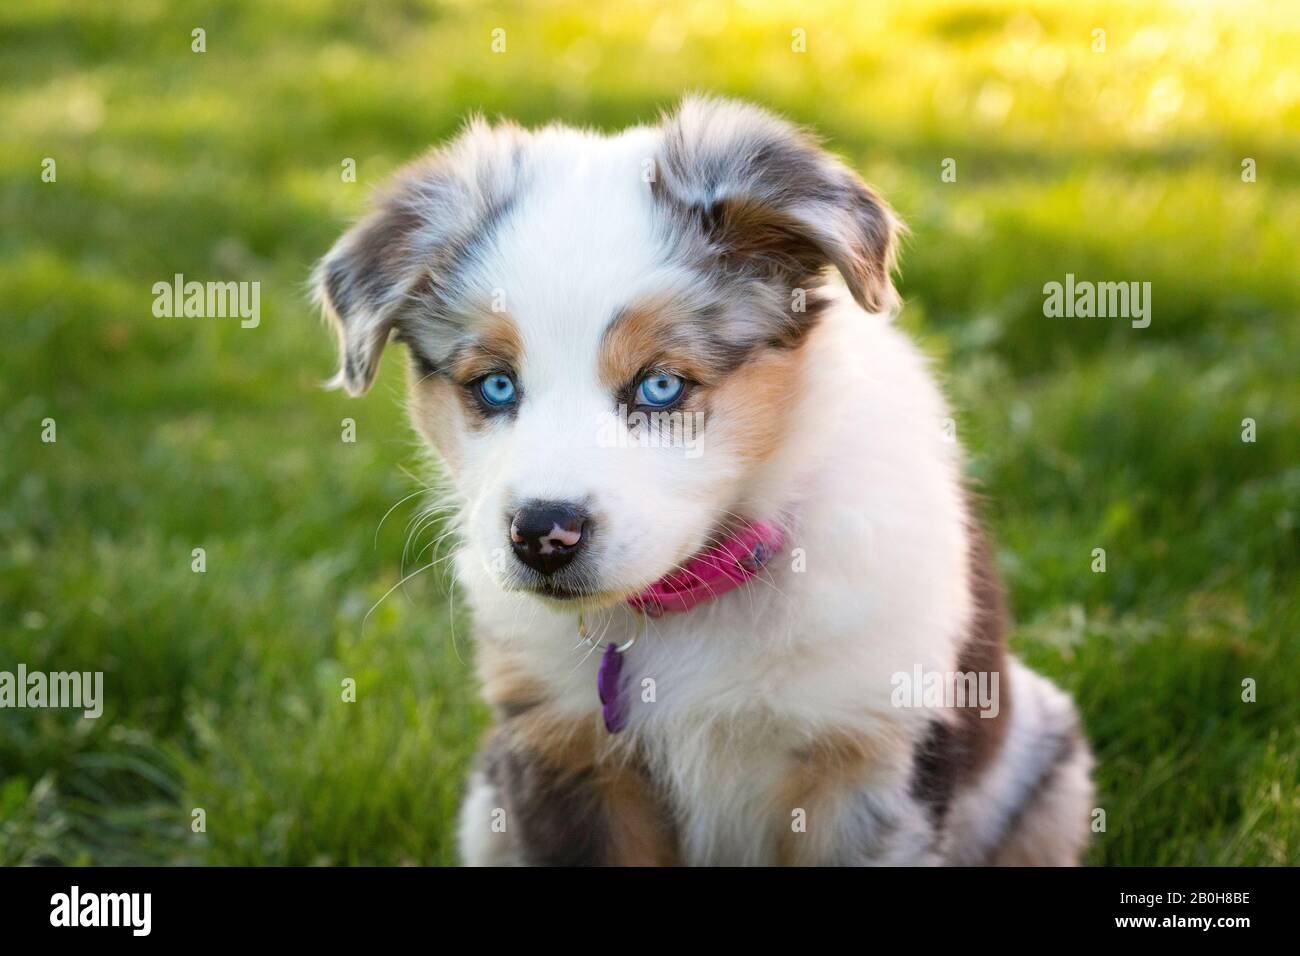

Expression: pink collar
xmin=598 ymin=520 xmax=785 ymax=733
xmin=626 ymin=521 xmax=786 ymax=618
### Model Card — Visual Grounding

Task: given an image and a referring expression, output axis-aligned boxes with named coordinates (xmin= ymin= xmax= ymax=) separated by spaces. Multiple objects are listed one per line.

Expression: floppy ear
xmin=312 ymin=119 xmax=526 ymax=395
xmin=312 ymin=184 xmax=432 ymax=396
xmin=655 ymin=96 xmax=900 ymax=314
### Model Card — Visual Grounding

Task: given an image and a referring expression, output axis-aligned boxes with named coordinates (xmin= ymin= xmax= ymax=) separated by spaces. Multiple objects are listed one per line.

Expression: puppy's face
xmin=316 ymin=98 xmax=897 ymax=606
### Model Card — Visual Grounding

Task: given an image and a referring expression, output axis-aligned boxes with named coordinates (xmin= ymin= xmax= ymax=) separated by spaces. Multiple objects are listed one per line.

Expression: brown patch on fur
xmin=598 ymin=303 xmax=810 ymax=465
xmin=407 ymin=310 xmax=526 ymax=433
xmin=909 ymin=514 xmax=1012 ymax=827
xmin=478 ymin=722 xmax=608 ymax=865
xmin=602 ymin=767 xmax=680 ymax=866
xmin=598 ymin=297 xmax=732 ymax=391
xmin=446 ymin=311 xmax=524 ymax=383
xmin=707 ymin=197 xmax=837 ymax=304
xmin=476 ymin=644 xmax=549 ymax=720
xmin=407 ymin=367 xmax=467 ymax=471
xmin=958 ymin=519 xmax=1012 ymax=767
xmin=706 ymin=343 xmax=806 ymax=464
xmin=479 ymin=709 xmax=679 ymax=865
xmin=778 ymin=729 xmax=896 ymax=865
xmin=476 ymin=641 xmax=678 ymax=865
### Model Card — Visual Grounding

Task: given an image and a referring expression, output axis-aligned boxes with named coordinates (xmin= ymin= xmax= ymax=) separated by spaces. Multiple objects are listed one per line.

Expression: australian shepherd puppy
xmin=313 ymin=96 xmax=1094 ymax=866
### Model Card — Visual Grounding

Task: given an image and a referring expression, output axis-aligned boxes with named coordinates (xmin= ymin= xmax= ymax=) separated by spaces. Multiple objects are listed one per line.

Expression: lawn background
xmin=1 ymin=0 xmax=1297 ymax=865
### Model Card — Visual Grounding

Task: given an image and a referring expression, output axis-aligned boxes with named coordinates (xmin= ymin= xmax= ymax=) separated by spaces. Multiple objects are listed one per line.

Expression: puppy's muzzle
xmin=509 ymin=501 xmax=591 ymax=575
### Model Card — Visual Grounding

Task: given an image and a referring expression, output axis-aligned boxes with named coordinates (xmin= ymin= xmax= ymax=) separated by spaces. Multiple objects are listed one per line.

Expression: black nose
xmin=509 ymin=502 xmax=591 ymax=576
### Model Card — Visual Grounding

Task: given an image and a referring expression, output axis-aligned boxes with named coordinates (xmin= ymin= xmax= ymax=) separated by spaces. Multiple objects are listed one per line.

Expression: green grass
xmin=1 ymin=0 xmax=1297 ymax=865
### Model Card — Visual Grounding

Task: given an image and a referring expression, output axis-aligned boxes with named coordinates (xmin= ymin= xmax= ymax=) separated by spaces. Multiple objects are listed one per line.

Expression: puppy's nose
xmin=509 ymin=502 xmax=591 ymax=576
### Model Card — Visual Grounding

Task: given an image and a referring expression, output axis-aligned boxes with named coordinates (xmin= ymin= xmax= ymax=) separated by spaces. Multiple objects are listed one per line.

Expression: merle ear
xmin=312 ymin=183 xmax=432 ymax=396
xmin=655 ymin=96 xmax=901 ymax=314
xmin=312 ymin=119 xmax=526 ymax=395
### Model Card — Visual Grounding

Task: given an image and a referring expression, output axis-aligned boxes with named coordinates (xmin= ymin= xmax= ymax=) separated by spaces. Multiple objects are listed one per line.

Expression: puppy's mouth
xmin=505 ymin=573 xmax=630 ymax=608
xmin=533 ymin=580 xmax=586 ymax=601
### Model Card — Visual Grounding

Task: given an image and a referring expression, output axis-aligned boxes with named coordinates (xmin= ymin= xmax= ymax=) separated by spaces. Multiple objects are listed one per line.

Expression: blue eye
xmin=478 ymin=372 xmax=517 ymax=406
xmin=635 ymin=371 xmax=685 ymax=407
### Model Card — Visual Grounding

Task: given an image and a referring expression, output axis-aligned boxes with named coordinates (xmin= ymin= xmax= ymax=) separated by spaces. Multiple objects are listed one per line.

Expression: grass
xmin=1 ymin=0 xmax=1297 ymax=865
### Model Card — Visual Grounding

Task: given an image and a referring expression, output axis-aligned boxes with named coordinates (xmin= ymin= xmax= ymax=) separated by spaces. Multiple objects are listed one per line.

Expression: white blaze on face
xmin=446 ymin=130 xmax=735 ymax=596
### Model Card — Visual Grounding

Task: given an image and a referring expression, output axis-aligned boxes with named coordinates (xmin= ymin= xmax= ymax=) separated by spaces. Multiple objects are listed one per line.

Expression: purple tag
xmin=596 ymin=642 xmax=628 ymax=734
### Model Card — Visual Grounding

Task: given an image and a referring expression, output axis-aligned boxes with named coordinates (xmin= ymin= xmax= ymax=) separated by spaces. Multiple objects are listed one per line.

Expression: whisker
xmin=361 ymin=560 xmax=439 ymax=637
xmin=374 ymin=487 xmax=434 ymax=550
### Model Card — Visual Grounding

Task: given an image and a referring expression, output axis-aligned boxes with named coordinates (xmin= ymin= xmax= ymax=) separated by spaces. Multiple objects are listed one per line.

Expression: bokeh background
xmin=2 ymin=0 xmax=1297 ymax=865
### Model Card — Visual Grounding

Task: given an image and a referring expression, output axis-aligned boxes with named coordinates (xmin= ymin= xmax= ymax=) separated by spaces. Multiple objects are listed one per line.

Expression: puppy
xmin=313 ymin=97 xmax=1094 ymax=865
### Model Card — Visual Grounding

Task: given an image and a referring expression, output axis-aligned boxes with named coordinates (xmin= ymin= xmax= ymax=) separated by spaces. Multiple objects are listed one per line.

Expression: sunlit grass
xmin=1 ymin=0 xmax=1297 ymax=865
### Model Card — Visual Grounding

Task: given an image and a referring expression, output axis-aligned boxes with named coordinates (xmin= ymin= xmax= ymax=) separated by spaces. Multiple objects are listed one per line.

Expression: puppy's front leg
xmin=778 ymin=733 xmax=943 ymax=866
xmin=457 ymin=715 xmax=678 ymax=866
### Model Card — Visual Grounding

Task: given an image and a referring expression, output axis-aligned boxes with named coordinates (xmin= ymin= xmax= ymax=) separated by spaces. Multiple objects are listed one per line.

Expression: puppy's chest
xmin=619 ymin=653 xmax=894 ymax=865
xmin=637 ymin=719 xmax=808 ymax=865
xmin=472 ymin=599 xmax=917 ymax=864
